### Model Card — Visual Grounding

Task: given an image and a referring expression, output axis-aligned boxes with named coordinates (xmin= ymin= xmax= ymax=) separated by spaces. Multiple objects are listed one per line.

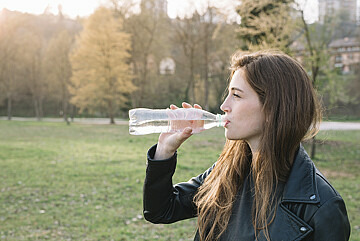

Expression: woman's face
xmin=220 ymin=69 xmax=265 ymax=151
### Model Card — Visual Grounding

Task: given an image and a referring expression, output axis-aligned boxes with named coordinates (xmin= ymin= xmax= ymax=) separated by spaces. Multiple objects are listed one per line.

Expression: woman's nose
xmin=220 ymin=97 xmax=230 ymax=113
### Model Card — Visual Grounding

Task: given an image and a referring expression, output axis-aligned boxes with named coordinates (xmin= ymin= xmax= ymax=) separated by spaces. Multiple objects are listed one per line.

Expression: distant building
xmin=318 ymin=0 xmax=357 ymax=23
xmin=329 ymin=37 xmax=360 ymax=73
xmin=290 ymin=37 xmax=360 ymax=74
xmin=159 ymin=57 xmax=176 ymax=75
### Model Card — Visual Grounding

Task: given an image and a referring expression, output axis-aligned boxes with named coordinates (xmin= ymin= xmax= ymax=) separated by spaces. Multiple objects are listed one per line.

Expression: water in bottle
xmin=129 ymin=108 xmax=225 ymax=135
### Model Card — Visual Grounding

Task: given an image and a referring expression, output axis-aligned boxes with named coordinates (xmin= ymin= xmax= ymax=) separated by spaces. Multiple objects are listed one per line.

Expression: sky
xmin=0 ymin=0 xmax=319 ymax=23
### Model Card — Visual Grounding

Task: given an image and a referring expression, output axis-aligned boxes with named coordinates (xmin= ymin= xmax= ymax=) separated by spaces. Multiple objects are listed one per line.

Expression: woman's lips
xmin=224 ymin=120 xmax=230 ymax=128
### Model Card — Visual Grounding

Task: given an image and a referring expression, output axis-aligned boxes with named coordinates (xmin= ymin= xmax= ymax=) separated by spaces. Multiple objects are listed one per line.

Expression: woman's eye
xmin=233 ymin=93 xmax=241 ymax=98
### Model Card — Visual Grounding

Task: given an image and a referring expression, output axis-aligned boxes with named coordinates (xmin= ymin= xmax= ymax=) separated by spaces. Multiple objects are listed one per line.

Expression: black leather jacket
xmin=143 ymin=144 xmax=350 ymax=240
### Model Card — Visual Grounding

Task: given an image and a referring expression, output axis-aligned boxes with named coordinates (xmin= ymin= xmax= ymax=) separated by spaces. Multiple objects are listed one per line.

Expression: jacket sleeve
xmin=143 ymin=144 xmax=214 ymax=224
xmin=309 ymin=195 xmax=351 ymax=241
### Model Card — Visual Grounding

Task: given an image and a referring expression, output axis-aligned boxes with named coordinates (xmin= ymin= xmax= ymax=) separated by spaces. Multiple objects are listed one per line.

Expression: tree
xmin=45 ymin=30 xmax=73 ymax=124
xmin=108 ymin=0 xmax=138 ymax=19
xmin=108 ymin=0 xmax=239 ymax=110
xmin=70 ymin=7 xmax=135 ymax=124
xmin=206 ymin=21 xmax=239 ymax=112
xmin=0 ymin=11 xmax=25 ymax=120
xmin=172 ymin=12 xmax=202 ymax=104
xmin=321 ymin=71 xmax=359 ymax=110
xmin=237 ymin=0 xmax=295 ymax=52
xmin=112 ymin=0 xmax=170 ymax=107
xmin=294 ymin=1 xmax=342 ymax=158
xmin=200 ymin=5 xmax=218 ymax=110
xmin=18 ymin=23 xmax=47 ymax=120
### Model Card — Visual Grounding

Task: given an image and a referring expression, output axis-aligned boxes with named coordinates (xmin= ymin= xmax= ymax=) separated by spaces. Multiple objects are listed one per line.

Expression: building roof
xmin=329 ymin=37 xmax=359 ymax=48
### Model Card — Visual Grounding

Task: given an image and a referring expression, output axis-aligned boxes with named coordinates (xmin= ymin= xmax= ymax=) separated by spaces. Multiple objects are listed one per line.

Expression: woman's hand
xmin=154 ymin=102 xmax=202 ymax=160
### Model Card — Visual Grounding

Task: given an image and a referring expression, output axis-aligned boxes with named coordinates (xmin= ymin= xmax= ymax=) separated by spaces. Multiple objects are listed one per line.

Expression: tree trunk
xmin=110 ymin=116 xmax=115 ymax=124
xmin=203 ymin=11 xmax=212 ymax=111
xmin=70 ymin=105 xmax=75 ymax=122
xmin=108 ymin=99 xmax=115 ymax=124
xmin=189 ymin=48 xmax=195 ymax=103
xmin=204 ymin=38 xmax=209 ymax=110
xmin=39 ymin=98 xmax=43 ymax=120
xmin=7 ymin=94 xmax=12 ymax=120
xmin=34 ymin=98 xmax=40 ymax=121
xmin=130 ymin=58 xmax=139 ymax=108
xmin=138 ymin=53 xmax=149 ymax=106
xmin=311 ymin=136 xmax=316 ymax=159
xmin=33 ymin=96 xmax=43 ymax=121
xmin=63 ymin=100 xmax=70 ymax=125
xmin=62 ymin=87 xmax=70 ymax=125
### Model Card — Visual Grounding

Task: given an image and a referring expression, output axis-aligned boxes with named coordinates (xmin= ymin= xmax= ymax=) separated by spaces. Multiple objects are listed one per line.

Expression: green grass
xmin=0 ymin=121 xmax=359 ymax=240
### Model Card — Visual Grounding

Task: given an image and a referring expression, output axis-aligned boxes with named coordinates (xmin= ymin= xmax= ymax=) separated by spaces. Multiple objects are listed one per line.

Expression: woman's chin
xmin=224 ymin=130 xmax=238 ymax=140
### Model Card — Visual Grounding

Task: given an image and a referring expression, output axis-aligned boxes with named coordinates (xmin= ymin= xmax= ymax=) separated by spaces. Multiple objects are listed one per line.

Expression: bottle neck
xmin=216 ymin=114 xmax=225 ymax=127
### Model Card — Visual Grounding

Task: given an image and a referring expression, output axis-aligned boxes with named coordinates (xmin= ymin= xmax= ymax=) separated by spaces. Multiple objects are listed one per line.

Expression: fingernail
xmin=184 ymin=128 xmax=192 ymax=134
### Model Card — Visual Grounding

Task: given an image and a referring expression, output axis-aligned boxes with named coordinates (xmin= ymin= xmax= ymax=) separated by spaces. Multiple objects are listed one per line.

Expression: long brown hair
xmin=194 ymin=50 xmax=322 ymax=241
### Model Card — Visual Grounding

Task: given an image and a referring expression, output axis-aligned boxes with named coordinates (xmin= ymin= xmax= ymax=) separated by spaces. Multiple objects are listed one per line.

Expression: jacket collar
xmin=281 ymin=144 xmax=320 ymax=204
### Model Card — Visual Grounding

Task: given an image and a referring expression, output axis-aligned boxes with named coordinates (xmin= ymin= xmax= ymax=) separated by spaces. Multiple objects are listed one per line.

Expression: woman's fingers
xmin=194 ymin=104 xmax=202 ymax=109
xmin=182 ymin=102 xmax=192 ymax=108
xmin=182 ymin=102 xmax=202 ymax=109
xmin=170 ymin=104 xmax=178 ymax=110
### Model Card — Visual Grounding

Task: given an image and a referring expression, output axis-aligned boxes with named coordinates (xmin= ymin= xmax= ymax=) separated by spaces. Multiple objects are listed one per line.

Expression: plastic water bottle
xmin=129 ymin=108 xmax=225 ymax=135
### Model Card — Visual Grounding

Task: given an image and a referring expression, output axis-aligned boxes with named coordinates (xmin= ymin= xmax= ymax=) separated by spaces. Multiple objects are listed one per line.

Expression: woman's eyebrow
xmin=230 ymin=87 xmax=244 ymax=92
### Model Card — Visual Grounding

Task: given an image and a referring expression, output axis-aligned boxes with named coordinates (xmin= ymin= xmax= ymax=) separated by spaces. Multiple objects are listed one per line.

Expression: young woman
xmin=143 ymin=50 xmax=350 ymax=241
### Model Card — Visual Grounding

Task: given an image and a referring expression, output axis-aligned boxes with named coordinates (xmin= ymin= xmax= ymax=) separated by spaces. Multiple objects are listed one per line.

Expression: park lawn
xmin=0 ymin=120 xmax=359 ymax=240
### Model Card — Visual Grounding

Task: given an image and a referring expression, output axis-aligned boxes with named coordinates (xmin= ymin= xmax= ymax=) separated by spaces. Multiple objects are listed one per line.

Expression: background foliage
xmin=0 ymin=0 xmax=359 ymax=121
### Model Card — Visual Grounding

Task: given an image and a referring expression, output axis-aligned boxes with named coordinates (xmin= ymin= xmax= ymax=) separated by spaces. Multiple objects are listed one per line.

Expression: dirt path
xmin=319 ymin=121 xmax=360 ymax=130
xmin=1 ymin=117 xmax=360 ymax=130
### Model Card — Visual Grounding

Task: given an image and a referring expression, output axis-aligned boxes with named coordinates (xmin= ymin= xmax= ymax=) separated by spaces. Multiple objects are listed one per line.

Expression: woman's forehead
xmin=230 ymin=69 xmax=246 ymax=87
